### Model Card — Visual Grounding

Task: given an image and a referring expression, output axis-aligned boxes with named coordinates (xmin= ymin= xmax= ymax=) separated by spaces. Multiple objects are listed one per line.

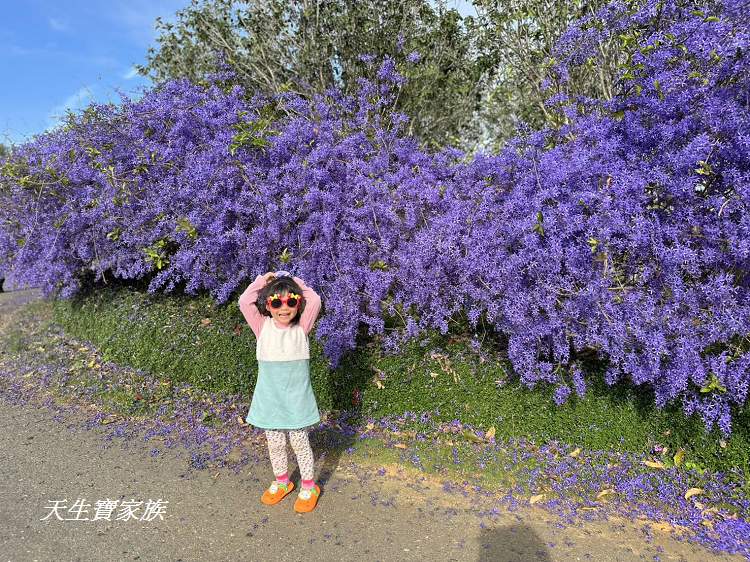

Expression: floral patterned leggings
xmin=264 ymin=428 xmax=314 ymax=481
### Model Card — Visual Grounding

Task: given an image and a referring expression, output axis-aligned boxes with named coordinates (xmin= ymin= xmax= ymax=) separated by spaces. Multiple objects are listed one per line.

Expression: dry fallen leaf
xmin=569 ymin=447 xmax=581 ymax=458
xmin=685 ymin=487 xmax=704 ymax=500
xmin=200 ymin=318 xmax=211 ymax=326
xmin=236 ymin=416 xmax=247 ymax=425
xmin=651 ymin=521 xmax=675 ymax=533
xmin=366 ymin=422 xmax=375 ymax=431
xmin=529 ymin=494 xmax=545 ymax=504
xmin=233 ymin=324 xmax=243 ymax=336
xmin=462 ymin=430 xmax=483 ymax=444
xmin=374 ymin=379 xmax=384 ymax=389
xmin=643 ymin=460 xmax=666 ymax=469
xmin=650 ymin=521 xmax=690 ymax=535
xmin=485 ymin=426 xmax=496 ymax=441
xmin=394 ymin=443 xmax=407 ymax=449
xmin=596 ymin=489 xmax=616 ymax=500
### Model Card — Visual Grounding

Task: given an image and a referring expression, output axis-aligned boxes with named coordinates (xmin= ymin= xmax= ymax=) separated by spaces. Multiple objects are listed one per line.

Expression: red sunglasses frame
xmin=266 ymin=294 xmax=302 ymax=309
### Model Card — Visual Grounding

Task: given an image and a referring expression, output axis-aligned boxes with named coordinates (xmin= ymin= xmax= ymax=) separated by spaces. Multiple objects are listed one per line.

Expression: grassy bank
xmin=49 ymin=284 xmax=750 ymax=481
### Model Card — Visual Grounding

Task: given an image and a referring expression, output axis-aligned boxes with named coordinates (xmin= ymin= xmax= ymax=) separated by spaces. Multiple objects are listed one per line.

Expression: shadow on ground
xmin=478 ymin=523 xmax=551 ymax=561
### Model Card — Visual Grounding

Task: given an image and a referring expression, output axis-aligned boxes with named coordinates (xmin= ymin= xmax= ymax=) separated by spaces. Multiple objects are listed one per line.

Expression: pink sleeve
xmin=238 ymin=275 xmax=268 ymax=339
xmin=294 ymin=276 xmax=322 ymax=336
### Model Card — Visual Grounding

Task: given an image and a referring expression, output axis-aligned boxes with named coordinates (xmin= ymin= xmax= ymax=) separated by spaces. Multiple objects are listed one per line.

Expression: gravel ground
xmin=0 ymin=287 xmax=745 ymax=562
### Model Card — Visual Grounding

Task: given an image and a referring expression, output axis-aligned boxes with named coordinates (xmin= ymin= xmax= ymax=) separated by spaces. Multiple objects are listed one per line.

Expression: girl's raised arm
xmin=294 ymin=276 xmax=322 ymax=335
xmin=238 ymin=275 xmax=268 ymax=338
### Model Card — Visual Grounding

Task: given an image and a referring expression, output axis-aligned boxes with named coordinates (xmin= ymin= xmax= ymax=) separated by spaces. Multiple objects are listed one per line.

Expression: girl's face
xmin=268 ymin=290 xmax=299 ymax=326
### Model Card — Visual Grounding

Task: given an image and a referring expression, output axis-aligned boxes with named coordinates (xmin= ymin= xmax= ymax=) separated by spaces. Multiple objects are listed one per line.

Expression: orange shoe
xmin=294 ymin=484 xmax=321 ymax=513
xmin=261 ymin=480 xmax=295 ymax=505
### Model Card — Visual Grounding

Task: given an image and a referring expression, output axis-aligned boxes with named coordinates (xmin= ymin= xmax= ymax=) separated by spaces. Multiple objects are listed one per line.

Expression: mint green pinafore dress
xmin=245 ymin=316 xmax=320 ymax=430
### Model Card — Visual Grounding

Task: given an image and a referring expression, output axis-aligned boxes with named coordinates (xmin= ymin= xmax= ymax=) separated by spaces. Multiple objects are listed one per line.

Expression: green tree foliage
xmin=137 ymin=0 xmax=489 ymax=149
xmin=468 ymin=0 xmax=620 ymax=150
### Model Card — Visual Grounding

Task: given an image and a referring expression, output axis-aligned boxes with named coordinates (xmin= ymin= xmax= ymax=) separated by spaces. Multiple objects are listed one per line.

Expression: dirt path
xmin=0 ymin=288 xmax=744 ymax=561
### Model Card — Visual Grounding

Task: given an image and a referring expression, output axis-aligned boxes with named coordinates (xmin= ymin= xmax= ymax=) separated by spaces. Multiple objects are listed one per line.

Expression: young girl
xmin=238 ymin=270 xmax=323 ymax=513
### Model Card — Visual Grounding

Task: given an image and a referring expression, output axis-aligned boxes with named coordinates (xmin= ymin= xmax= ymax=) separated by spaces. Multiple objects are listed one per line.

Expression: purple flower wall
xmin=1 ymin=0 xmax=748 ymax=434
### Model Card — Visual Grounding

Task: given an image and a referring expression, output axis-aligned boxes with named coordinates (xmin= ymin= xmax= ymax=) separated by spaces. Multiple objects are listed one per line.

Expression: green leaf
xmin=694 ymin=160 xmax=713 ymax=176
xmin=532 ymin=211 xmax=545 ymax=237
xmin=176 ymin=217 xmax=197 ymax=240
xmin=279 ymin=247 xmax=292 ymax=264
xmin=673 ymin=448 xmax=685 ymax=466
xmin=700 ymin=373 xmax=727 ymax=393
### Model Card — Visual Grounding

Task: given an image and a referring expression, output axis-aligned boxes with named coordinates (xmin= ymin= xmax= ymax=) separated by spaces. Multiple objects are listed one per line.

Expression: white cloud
xmin=123 ymin=66 xmax=139 ymax=80
xmin=48 ymin=17 xmax=70 ymax=32
xmin=46 ymin=86 xmax=94 ymax=130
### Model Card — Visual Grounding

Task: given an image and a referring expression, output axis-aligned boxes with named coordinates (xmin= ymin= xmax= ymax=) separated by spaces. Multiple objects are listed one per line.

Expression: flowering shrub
xmin=1 ymin=0 xmax=748 ymax=433
xmin=423 ymin=0 xmax=750 ymax=434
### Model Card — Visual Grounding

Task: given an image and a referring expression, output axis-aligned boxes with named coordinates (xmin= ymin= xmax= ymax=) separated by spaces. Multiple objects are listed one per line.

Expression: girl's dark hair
xmin=255 ymin=276 xmax=306 ymax=325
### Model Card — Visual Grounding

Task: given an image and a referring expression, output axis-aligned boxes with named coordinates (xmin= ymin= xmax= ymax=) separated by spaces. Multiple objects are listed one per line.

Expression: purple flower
xmin=2 ymin=0 xmax=749 ymax=436
xmin=554 ymin=384 xmax=572 ymax=406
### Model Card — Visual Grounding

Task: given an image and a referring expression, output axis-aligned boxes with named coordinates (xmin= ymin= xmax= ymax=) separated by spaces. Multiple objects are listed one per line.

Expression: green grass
xmin=45 ymin=284 xmax=750 ymax=480
xmin=323 ymin=429 xmax=544 ymax=495
xmin=4 ymin=327 xmax=27 ymax=354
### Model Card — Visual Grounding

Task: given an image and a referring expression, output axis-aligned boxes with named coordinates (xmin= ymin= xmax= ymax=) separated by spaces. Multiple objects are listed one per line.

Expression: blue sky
xmin=1 ymin=0 xmax=187 ymax=146
xmin=1 ymin=0 xmax=476 ymax=147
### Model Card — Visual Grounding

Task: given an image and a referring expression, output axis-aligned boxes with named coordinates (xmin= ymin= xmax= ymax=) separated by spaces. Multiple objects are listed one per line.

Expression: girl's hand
xmin=262 ymin=271 xmax=275 ymax=284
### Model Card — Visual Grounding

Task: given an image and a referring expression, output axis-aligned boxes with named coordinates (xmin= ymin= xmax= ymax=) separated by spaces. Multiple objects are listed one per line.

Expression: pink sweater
xmin=238 ymin=275 xmax=322 ymax=338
